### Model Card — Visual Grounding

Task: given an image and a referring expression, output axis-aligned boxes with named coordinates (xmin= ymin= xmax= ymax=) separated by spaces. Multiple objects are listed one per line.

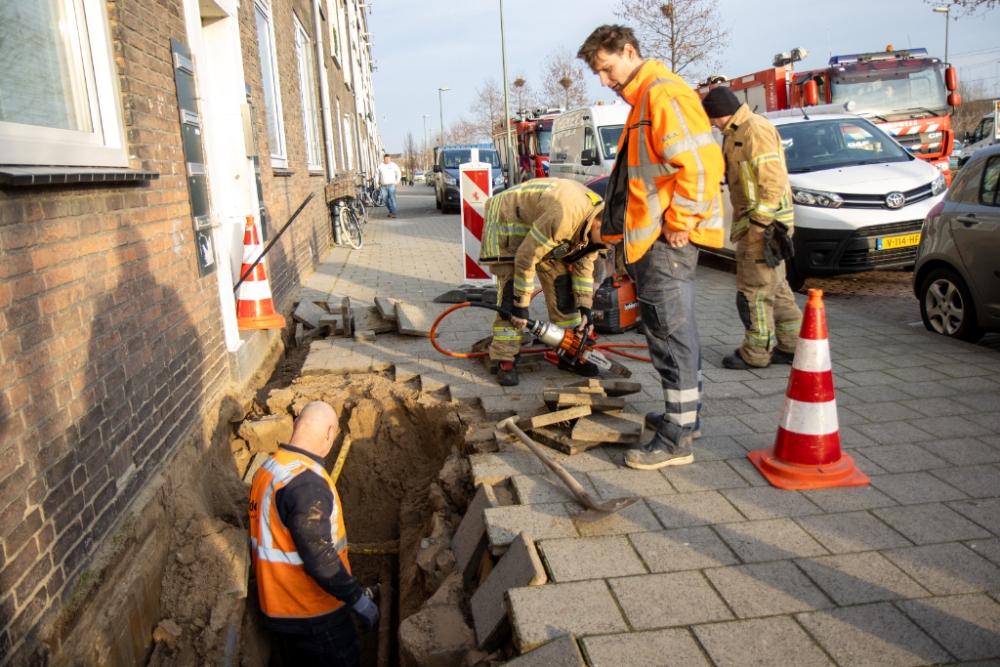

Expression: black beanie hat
xmin=701 ymin=86 xmax=742 ymax=119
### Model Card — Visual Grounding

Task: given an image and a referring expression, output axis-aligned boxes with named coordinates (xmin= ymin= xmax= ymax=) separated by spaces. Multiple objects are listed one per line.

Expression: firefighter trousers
xmin=735 ymin=234 xmax=803 ymax=367
xmin=489 ymin=262 xmax=582 ymax=362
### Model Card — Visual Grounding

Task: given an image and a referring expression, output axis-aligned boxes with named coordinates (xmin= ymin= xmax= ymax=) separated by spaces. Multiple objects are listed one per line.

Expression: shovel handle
xmin=502 ymin=418 xmax=592 ymax=500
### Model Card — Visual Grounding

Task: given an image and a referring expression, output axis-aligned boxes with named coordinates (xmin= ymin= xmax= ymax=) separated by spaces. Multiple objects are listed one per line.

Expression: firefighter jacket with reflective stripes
xmin=249 ymin=445 xmax=361 ymax=635
xmin=603 ymin=60 xmax=726 ymax=262
xmin=480 ymin=178 xmax=603 ymax=309
xmin=721 ymin=104 xmax=795 ymax=242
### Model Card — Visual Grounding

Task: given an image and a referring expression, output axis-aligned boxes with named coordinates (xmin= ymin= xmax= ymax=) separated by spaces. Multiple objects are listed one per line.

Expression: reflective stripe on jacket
xmin=606 ymin=60 xmax=725 ymax=262
xmin=249 ymin=448 xmax=350 ymax=620
xmin=480 ymin=178 xmax=602 ymax=309
xmin=722 ymin=104 xmax=794 ymax=242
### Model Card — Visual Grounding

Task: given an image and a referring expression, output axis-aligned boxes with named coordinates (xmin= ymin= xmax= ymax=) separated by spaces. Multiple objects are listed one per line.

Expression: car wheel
xmin=784 ymin=260 xmax=806 ymax=293
xmin=919 ymin=267 xmax=985 ymax=342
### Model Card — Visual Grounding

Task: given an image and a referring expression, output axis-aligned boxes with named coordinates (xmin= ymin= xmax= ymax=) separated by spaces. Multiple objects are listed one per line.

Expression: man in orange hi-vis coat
xmin=578 ymin=25 xmax=725 ymax=471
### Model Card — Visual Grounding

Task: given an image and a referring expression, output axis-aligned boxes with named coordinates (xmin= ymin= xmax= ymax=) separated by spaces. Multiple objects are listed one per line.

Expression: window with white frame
xmin=326 ymin=0 xmax=341 ymax=64
xmin=0 ymin=0 xmax=127 ymax=167
xmin=254 ymin=0 xmax=287 ymax=167
xmin=343 ymin=115 xmax=354 ymax=171
xmin=293 ymin=16 xmax=322 ymax=171
xmin=335 ymin=98 xmax=345 ymax=171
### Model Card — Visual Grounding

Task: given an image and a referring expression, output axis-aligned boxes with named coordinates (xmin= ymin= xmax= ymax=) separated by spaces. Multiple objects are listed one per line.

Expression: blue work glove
xmin=351 ymin=593 xmax=380 ymax=630
xmin=509 ymin=305 xmax=530 ymax=323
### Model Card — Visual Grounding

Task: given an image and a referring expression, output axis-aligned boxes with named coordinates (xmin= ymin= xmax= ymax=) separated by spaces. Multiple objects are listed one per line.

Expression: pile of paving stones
xmin=292 ymin=294 xmax=447 ymax=344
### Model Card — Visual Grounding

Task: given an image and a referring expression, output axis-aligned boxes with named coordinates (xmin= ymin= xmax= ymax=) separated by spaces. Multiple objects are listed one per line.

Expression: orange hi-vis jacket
xmin=606 ymin=60 xmax=726 ymax=262
xmin=249 ymin=448 xmax=351 ymax=621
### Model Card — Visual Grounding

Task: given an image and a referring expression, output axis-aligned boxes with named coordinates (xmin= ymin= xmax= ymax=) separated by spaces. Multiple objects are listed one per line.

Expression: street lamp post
xmin=933 ymin=6 xmax=950 ymax=65
xmin=423 ymin=114 xmax=432 ymax=171
xmin=499 ymin=0 xmax=517 ymax=187
xmin=438 ymin=87 xmax=450 ymax=151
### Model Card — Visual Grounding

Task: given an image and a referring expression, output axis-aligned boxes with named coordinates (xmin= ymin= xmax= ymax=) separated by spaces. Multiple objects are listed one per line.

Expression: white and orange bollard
xmin=747 ymin=289 xmax=868 ymax=490
xmin=236 ymin=216 xmax=286 ymax=331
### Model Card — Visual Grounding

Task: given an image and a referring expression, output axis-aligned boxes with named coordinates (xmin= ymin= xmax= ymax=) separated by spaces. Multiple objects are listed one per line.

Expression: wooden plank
xmin=515 ymin=405 xmax=591 ymax=431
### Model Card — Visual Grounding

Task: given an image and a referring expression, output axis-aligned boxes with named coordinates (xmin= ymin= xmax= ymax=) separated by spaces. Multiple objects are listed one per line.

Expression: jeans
xmin=381 ymin=185 xmax=397 ymax=215
xmin=626 ymin=239 xmax=702 ymax=449
xmin=273 ymin=616 xmax=361 ymax=667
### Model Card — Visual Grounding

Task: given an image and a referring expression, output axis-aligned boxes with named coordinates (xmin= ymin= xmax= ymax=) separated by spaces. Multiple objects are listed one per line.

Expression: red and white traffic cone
xmin=747 ymin=289 xmax=868 ymax=490
xmin=236 ymin=216 xmax=286 ymax=331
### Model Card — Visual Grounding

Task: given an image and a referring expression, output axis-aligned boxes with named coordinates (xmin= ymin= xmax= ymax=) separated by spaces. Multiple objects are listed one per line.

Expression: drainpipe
xmin=312 ymin=0 xmax=336 ymax=179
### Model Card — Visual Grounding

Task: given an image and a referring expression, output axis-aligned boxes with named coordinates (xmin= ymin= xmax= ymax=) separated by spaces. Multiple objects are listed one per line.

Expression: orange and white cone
xmin=236 ymin=216 xmax=286 ymax=331
xmin=747 ymin=289 xmax=868 ymax=490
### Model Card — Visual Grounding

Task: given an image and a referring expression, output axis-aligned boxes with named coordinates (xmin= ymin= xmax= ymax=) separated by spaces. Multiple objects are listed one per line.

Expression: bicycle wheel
xmin=351 ymin=198 xmax=368 ymax=225
xmin=359 ymin=188 xmax=373 ymax=208
xmin=342 ymin=207 xmax=363 ymax=249
xmin=373 ymin=188 xmax=385 ymax=207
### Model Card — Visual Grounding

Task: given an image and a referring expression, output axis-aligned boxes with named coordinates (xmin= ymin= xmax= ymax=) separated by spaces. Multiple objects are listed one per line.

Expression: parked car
xmin=433 ymin=145 xmax=505 ymax=213
xmin=547 ymin=103 xmax=629 ymax=185
xmin=956 ymin=107 xmax=998 ymax=169
xmin=412 ymin=171 xmax=425 ymax=183
xmin=913 ymin=142 xmax=1000 ymax=342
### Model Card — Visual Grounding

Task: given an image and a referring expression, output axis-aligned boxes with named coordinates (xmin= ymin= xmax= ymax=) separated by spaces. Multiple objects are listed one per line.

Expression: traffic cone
xmin=236 ymin=216 xmax=286 ymax=331
xmin=747 ymin=289 xmax=868 ymax=490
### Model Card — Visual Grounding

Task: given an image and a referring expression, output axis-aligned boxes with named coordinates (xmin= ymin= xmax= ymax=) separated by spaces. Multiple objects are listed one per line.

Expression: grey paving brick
xmin=726 ymin=458 xmax=770 ymax=486
xmin=854 ymin=422 xmax=935 ymax=445
xmin=731 ymin=432 xmax=777 ymax=451
xmin=694 ymin=617 xmax=833 ymax=667
xmin=696 ymin=435 xmax=754 ymax=462
xmin=645 ymin=491 xmax=746 ymax=528
xmin=797 ymin=603 xmax=951 ymax=667
xmin=512 ymin=473 xmax=599 ymax=505
xmin=846 ymin=449 xmax=889 ymax=475
xmin=705 ymin=561 xmax=833 ymax=617
xmin=735 ymin=411 xmax=785 ymax=434
xmin=933 ymin=466 xmax=1000 ymax=498
xmin=716 ymin=518 xmax=829 ymax=562
xmin=508 ymin=580 xmax=627 ymax=652
xmin=952 ymin=391 xmax=1000 ymax=412
xmin=453 ymin=483 xmax=499 ymax=582
xmin=796 ymin=552 xmax=928 ymax=605
xmin=838 ymin=370 xmax=901 ymax=386
xmin=840 ymin=385 xmax=913 ymax=403
xmin=471 ymin=532 xmax=547 ymax=650
xmin=502 ymin=635 xmax=586 ymax=667
xmin=609 ymin=571 xmax=733 ymax=629
xmin=883 ymin=366 xmax=951 ymax=383
xmin=838 ymin=426 xmax=879 ymax=448
xmin=582 ymin=629 xmax=711 ymax=667
xmin=587 ymin=469 xmax=673 ymax=499
xmin=883 ymin=354 xmax=937 ymax=368
xmin=484 ymin=504 xmax=577 ymax=555
xmin=700 ymin=415 xmax=756 ymax=437
xmin=742 ymin=377 xmax=792 ymax=396
xmin=703 ymin=381 xmax=760 ymax=399
xmin=871 ymin=472 xmax=968 ymax=505
xmin=854 ymin=444 xmax=948 ymax=473
xmin=801 ymin=486 xmax=897 ymax=512
xmin=838 ymin=357 xmax=895 ymax=372
xmin=873 ymin=503 xmax=993 ymax=545
xmin=843 ymin=402 xmax=923 ymax=423
xmin=895 ymin=381 xmax=959 ymax=398
xmin=548 ymin=448 xmax=618 ymax=474
xmin=795 ymin=511 xmax=912 ymax=554
xmin=720 ymin=487 xmax=823 ymax=520
xmin=898 ymin=594 xmax=1000 ymax=661
xmin=931 ymin=362 xmax=994 ymax=378
xmin=563 ymin=500 xmax=663 ymax=537
xmin=967 ymin=538 xmax=1000 ymax=567
xmin=883 ymin=543 xmax=1000 ymax=594
xmin=834 ymin=407 xmax=872 ymax=427
xmin=967 ymin=411 xmax=1000 ymax=431
xmin=662 ymin=461 xmax=749 ymax=493
xmin=949 ymin=498 xmax=1000 ymax=535
xmin=942 ymin=376 xmax=1000 ymax=393
xmin=471 ymin=451 xmax=547 ymax=485
xmin=899 ymin=396 xmax=979 ymax=417
xmin=909 ymin=416 xmax=994 ymax=439
xmin=629 ymin=527 xmax=739 ymax=572
xmin=538 ymin=536 xmax=647 ymax=583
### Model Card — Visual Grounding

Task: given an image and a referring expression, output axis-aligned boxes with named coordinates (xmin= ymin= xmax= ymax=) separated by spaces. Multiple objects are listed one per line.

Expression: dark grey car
xmin=913 ymin=143 xmax=1000 ymax=342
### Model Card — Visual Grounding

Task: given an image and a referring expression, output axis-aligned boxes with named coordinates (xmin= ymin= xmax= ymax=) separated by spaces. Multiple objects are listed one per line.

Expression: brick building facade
xmin=0 ymin=0 xmax=380 ymax=663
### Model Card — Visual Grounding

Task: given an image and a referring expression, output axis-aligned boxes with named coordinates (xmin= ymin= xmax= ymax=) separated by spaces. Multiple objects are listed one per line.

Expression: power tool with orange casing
xmin=591 ymin=274 xmax=642 ymax=334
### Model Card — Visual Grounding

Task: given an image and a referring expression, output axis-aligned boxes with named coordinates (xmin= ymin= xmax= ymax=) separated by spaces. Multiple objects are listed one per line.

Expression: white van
xmin=548 ymin=103 xmax=630 ymax=184
xmin=957 ymin=104 xmax=999 ymax=168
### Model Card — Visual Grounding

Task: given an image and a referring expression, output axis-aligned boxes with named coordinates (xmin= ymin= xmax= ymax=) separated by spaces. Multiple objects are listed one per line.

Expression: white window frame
xmin=254 ymin=0 xmax=287 ymax=168
xmin=343 ymin=114 xmax=354 ymax=171
xmin=293 ymin=15 xmax=322 ymax=171
xmin=325 ymin=0 xmax=341 ymax=66
xmin=0 ymin=0 xmax=128 ymax=167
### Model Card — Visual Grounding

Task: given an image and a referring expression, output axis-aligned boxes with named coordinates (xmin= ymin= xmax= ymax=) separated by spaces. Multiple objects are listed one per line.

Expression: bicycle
xmin=357 ymin=173 xmax=375 ymax=208
xmin=331 ymin=197 xmax=363 ymax=249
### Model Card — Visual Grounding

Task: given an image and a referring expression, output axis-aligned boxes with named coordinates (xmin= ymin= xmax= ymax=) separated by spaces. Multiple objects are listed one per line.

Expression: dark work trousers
xmin=626 ymin=238 xmax=703 ymax=448
xmin=273 ymin=615 xmax=361 ymax=667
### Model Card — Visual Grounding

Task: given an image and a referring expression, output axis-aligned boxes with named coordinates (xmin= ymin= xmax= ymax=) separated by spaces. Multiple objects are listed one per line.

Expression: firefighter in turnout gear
xmin=702 ymin=86 xmax=802 ymax=370
xmin=479 ymin=178 xmax=605 ymax=387
xmin=249 ymin=401 xmax=377 ymax=666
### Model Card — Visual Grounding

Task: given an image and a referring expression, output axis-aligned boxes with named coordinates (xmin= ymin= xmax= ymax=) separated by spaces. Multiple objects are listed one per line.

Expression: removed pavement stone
xmin=543 ymin=392 xmax=625 ymax=413
xmin=471 ymin=532 xmax=547 ymax=651
xmin=353 ymin=305 xmax=396 ymax=333
xmin=237 ymin=414 xmax=294 ymax=454
xmin=242 ymin=452 xmax=268 ymax=483
xmin=340 ymin=296 xmax=353 ymax=338
xmin=318 ymin=313 xmax=342 ymax=335
xmin=484 ymin=504 xmax=577 ymax=555
xmin=499 ymin=635 xmax=585 ymax=667
xmin=266 ymin=388 xmax=296 ymax=414
xmin=292 ymin=300 xmax=327 ymax=329
xmin=516 ymin=406 xmax=592 ymax=431
xmin=452 ymin=483 xmax=500 ymax=583
xmin=399 ymin=572 xmax=476 ymax=667
xmin=396 ymin=302 xmax=441 ymax=337
xmin=375 ymin=296 xmax=400 ymax=321
xmin=353 ymin=329 xmax=377 ymax=343
xmin=532 ymin=426 xmax=603 ymax=456
xmin=571 ymin=413 xmax=643 ymax=444
xmin=566 ymin=379 xmax=643 ymax=396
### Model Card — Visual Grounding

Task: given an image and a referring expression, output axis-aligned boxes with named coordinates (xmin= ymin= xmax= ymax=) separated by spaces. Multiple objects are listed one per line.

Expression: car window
xmin=981 ymin=156 xmax=1000 ymax=206
xmin=599 ymin=125 xmax=624 ymax=159
xmin=778 ymin=118 xmax=909 ymax=173
xmin=950 ymin=154 xmax=985 ymax=204
xmin=584 ymin=127 xmax=597 ymax=153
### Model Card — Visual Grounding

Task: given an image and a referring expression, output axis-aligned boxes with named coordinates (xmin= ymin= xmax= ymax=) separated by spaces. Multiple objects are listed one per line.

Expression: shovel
xmin=499 ymin=417 xmax=641 ymax=522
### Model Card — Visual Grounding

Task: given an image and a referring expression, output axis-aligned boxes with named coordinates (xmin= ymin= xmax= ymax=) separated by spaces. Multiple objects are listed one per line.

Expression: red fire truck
xmin=698 ymin=47 xmax=961 ymax=179
xmin=493 ymin=108 xmax=562 ymax=182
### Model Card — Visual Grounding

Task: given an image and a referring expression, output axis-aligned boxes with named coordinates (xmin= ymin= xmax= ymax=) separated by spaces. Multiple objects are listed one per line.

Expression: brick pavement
xmin=300 ymin=188 xmax=1000 ymax=666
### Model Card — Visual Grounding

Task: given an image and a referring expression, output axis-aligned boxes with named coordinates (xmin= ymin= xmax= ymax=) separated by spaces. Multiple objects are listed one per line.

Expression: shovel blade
xmin=570 ymin=496 xmax=641 ymax=522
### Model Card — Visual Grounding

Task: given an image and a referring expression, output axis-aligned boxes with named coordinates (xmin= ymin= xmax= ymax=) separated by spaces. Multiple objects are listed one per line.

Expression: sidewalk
xmin=300 ymin=188 xmax=1000 ymax=666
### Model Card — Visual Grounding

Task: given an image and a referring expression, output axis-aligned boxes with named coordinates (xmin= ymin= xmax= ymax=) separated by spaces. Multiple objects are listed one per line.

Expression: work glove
xmin=775 ymin=220 xmax=795 ymax=263
xmin=351 ymin=592 xmax=380 ymax=630
xmin=577 ymin=306 xmax=593 ymax=333
xmin=509 ymin=305 xmax=530 ymax=323
xmin=762 ymin=225 xmax=782 ymax=269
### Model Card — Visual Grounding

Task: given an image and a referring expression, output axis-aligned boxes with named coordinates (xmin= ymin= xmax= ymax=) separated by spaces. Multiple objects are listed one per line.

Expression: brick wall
xmin=0 ymin=0 xmax=358 ymax=662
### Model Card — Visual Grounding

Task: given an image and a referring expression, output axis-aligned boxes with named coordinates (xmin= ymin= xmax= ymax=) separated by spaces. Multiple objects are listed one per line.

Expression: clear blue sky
xmin=366 ymin=0 xmax=1000 ymax=152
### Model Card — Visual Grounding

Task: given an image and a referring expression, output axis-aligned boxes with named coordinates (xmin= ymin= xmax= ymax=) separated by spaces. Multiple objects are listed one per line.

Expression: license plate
xmin=876 ymin=232 xmax=921 ymax=251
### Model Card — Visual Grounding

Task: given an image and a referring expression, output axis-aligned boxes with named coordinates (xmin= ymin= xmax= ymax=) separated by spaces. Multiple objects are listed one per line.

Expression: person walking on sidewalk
xmin=578 ymin=25 xmax=725 ymax=470
xmin=701 ymin=87 xmax=802 ymax=370
xmin=479 ymin=178 xmax=605 ymax=387
xmin=377 ymin=154 xmax=401 ymax=218
xmin=248 ymin=401 xmax=379 ymax=667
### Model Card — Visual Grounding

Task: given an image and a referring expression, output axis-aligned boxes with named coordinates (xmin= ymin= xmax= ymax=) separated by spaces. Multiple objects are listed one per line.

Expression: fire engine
xmin=698 ymin=47 xmax=961 ymax=179
xmin=492 ymin=107 xmax=562 ymax=183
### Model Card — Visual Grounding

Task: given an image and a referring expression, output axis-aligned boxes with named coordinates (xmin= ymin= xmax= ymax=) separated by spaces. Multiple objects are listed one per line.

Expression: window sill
xmin=308 ymin=169 xmax=326 ymax=177
xmin=0 ymin=165 xmax=159 ymax=187
xmin=272 ymin=168 xmax=295 ymax=178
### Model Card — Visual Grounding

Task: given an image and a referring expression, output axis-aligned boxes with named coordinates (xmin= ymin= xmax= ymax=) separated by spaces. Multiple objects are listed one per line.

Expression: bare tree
xmin=446 ymin=116 xmax=482 ymax=144
xmin=615 ymin=0 xmax=730 ymax=81
xmin=923 ymin=0 xmax=996 ymax=14
xmin=952 ymin=78 xmax=995 ymax=137
xmin=542 ymin=46 xmax=591 ymax=110
xmin=470 ymin=77 xmax=505 ymax=141
xmin=403 ymin=131 xmax=419 ymax=179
